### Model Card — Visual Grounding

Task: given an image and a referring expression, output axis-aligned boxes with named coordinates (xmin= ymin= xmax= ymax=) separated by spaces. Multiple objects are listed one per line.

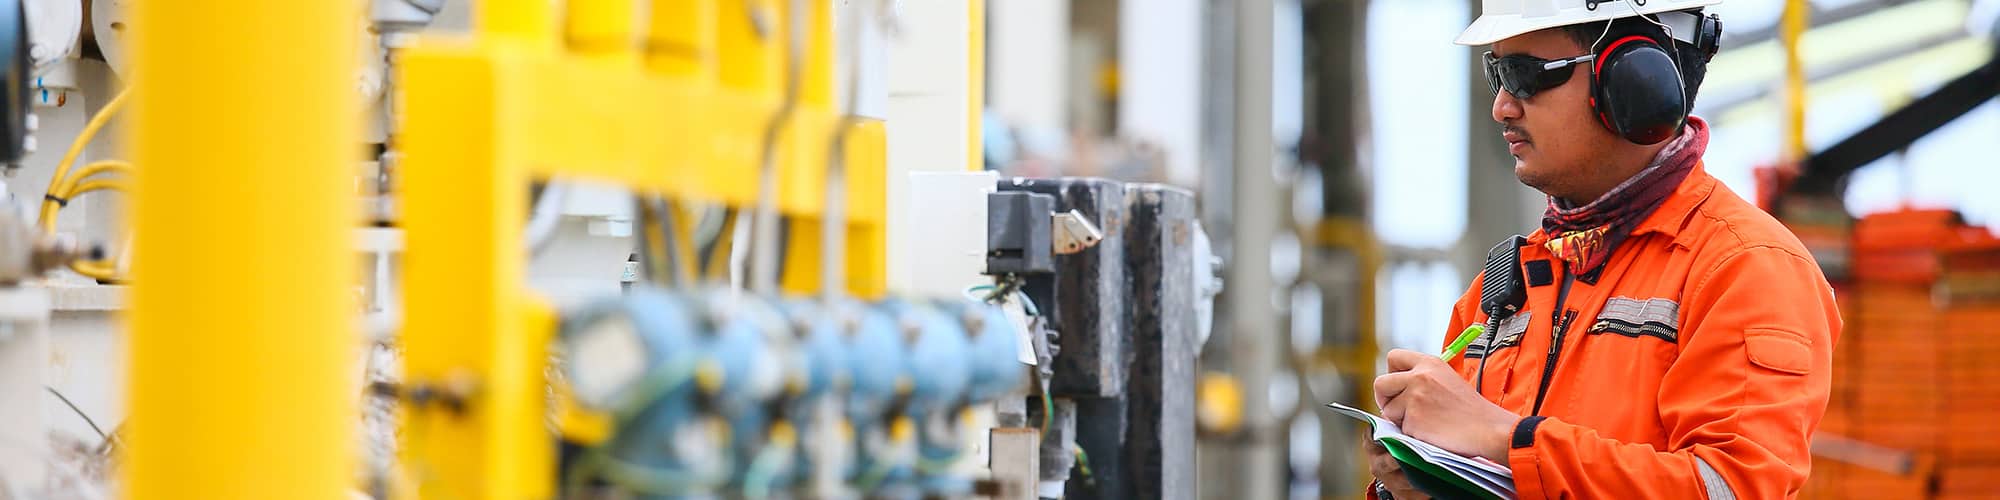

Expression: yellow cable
xmin=39 ymin=160 xmax=136 ymax=233
xmin=705 ymin=211 xmax=736 ymax=282
xmin=39 ymin=89 xmax=131 ymax=228
xmin=48 ymin=177 xmax=132 ymax=281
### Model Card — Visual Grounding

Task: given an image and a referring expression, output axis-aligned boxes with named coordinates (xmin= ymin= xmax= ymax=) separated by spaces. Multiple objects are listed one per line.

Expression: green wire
xmin=1072 ymin=445 xmax=1094 ymax=486
xmin=1040 ymin=391 xmax=1054 ymax=436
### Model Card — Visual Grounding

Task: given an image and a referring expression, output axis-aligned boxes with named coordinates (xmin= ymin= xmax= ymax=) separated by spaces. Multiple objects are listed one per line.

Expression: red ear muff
xmin=1589 ymin=35 xmax=1689 ymax=145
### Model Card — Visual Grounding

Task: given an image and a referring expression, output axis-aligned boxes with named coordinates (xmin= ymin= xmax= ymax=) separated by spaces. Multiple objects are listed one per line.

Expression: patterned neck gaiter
xmin=1540 ymin=116 xmax=1710 ymax=273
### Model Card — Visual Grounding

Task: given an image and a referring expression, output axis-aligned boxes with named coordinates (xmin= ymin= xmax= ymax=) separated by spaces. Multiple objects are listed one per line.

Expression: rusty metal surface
xmin=996 ymin=177 xmax=1129 ymax=398
xmin=996 ymin=178 xmax=1199 ymax=500
xmin=1111 ymin=184 xmax=1198 ymax=500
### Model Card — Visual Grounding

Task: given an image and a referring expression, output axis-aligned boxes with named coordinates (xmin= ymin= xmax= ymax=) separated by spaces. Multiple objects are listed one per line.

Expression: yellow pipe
xmin=648 ymin=0 xmax=719 ymax=77
xmin=1781 ymin=0 xmax=1809 ymax=163
xmin=125 ymin=0 xmax=356 ymax=497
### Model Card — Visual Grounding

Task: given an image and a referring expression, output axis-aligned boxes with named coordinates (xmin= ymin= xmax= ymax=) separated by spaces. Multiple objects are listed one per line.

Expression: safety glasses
xmin=1483 ymin=51 xmax=1596 ymax=100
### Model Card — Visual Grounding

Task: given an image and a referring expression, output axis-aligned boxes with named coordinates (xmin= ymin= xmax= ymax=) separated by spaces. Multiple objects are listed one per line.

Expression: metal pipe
xmin=124 ymin=0 xmax=357 ymax=497
xmin=1230 ymin=0 xmax=1282 ymax=497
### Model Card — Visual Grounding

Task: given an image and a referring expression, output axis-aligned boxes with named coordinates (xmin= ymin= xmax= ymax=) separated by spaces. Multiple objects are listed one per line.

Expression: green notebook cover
xmin=1324 ymin=402 xmax=1510 ymax=500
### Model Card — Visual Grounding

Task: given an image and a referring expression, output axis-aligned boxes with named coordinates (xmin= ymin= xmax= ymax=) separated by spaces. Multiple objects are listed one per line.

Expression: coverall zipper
xmin=1532 ymin=264 xmax=1578 ymax=416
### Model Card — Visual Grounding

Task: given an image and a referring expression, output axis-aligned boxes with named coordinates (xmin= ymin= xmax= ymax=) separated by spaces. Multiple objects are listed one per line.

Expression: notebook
xmin=1325 ymin=402 xmax=1516 ymax=500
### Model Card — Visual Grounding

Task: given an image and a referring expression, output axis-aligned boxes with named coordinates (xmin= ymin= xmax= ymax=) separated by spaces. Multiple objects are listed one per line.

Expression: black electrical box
xmin=986 ymin=191 xmax=1056 ymax=274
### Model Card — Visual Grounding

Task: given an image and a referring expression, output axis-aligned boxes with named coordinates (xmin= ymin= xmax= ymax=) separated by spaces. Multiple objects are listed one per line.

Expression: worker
xmin=1366 ymin=0 xmax=1841 ymax=498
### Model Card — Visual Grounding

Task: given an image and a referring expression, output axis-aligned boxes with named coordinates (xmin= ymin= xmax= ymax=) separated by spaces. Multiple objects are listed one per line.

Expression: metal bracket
xmin=1051 ymin=209 xmax=1103 ymax=255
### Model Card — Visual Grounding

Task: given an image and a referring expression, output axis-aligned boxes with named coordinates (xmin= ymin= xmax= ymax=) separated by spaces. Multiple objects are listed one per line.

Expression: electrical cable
xmin=32 ymin=87 xmax=136 ymax=282
xmin=650 ymin=197 xmax=692 ymax=288
xmin=665 ymin=202 xmax=701 ymax=286
xmin=692 ymin=205 xmax=728 ymax=260
xmin=728 ymin=209 xmax=753 ymax=293
xmin=1071 ymin=444 xmax=1094 ymax=487
xmin=44 ymin=386 xmax=111 ymax=446
xmin=39 ymin=88 xmax=131 ymax=232
xmin=707 ymin=208 xmax=739 ymax=282
xmin=743 ymin=0 xmax=810 ymax=294
xmin=38 ymin=160 xmax=134 ymax=233
xmin=524 ymin=180 xmax=567 ymax=257
xmin=1039 ymin=390 xmax=1053 ymax=436
xmin=634 ymin=197 xmax=663 ymax=284
xmin=43 ymin=174 xmax=132 ymax=281
xmin=819 ymin=0 xmax=872 ymax=302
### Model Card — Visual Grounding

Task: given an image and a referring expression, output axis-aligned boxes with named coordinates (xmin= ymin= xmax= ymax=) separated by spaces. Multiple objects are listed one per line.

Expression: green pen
xmin=1440 ymin=324 xmax=1485 ymax=360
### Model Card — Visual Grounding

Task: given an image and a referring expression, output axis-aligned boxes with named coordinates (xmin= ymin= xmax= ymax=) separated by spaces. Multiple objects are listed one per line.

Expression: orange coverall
xmin=1440 ymin=165 xmax=1841 ymax=499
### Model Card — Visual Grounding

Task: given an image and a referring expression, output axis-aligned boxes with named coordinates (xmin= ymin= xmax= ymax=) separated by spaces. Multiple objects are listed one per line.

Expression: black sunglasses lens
xmin=1496 ymin=58 xmax=1541 ymax=98
xmin=1491 ymin=56 xmax=1575 ymax=99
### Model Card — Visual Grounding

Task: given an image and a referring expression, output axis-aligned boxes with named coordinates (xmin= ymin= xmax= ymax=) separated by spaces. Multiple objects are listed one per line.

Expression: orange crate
xmin=1938 ymin=461 xmax=2000 ymax=499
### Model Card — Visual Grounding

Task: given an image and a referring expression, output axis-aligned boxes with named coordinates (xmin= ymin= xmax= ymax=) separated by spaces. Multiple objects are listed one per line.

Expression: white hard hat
xmin=1456 ymin=0 xmax=1723 ymax=46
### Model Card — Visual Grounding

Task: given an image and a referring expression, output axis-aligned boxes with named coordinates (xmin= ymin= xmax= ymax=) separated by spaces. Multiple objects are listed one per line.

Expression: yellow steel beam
xmin=398 ymin=0 xmax=889 ymax=495
xmin=400 ymin=39 xmax=559 ymax=498
xmin=124 ymin=0 xmax=357 ymax=498
xmin=514 ymin=56 xmax=881 ymax=223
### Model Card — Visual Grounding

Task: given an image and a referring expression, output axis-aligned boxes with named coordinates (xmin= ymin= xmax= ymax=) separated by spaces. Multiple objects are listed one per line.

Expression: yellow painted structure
xmin=967 ymin=0 xmax=985 ymax=172
xmin=398 ymin=0 xmax=887 ymax=496
xmin=123 ymin=0 xmax=358 ymax=498
xmin=1781 ymin=0 xmax=1810 ymax=162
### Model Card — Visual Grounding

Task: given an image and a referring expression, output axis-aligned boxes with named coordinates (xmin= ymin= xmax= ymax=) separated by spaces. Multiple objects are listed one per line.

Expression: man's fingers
xmin=1385 ymin=348 xmax=1435 ymax=373
xmin=1367 ymin=443 xmax=1403 ymax=477
xmin=1374 ymin=371 xmax=1415 ymax=409
xmin=1381 ymin=393 xmax=1408 ymax=426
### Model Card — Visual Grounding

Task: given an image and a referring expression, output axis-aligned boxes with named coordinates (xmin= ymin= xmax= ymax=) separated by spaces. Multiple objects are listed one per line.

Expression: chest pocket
xmin=1588 ymin=297 xmax=1680 ymax=344
xmin=1465 ymin=311 xmax=1532 ymax=359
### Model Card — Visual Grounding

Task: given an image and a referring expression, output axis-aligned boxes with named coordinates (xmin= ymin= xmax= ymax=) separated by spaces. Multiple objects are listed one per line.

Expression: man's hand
xmin=1367 ymin=440 xmax=1429 ymax=499
xmin=1373 ymin=348 xmax=1520 ymax=463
